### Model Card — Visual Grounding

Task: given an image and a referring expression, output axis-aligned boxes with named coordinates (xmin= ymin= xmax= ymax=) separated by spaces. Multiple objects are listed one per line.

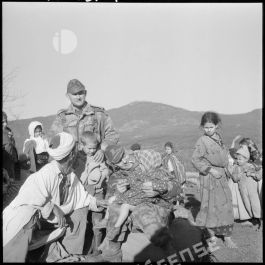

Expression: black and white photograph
xmin=2 ymin=2 xmax=262 ymax=263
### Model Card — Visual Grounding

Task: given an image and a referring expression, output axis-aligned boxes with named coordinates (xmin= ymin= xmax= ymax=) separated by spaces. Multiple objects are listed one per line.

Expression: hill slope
xmin=8 ymin=101 xmax=262 ymax=171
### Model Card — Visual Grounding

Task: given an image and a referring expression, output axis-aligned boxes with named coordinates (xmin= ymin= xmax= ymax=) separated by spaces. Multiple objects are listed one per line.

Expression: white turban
xmin=48 ymin=132 xmax=76 ymax=161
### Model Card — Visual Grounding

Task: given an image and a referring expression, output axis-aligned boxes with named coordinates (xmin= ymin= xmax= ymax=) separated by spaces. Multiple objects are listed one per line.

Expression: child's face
xmin=165 ymin=146 xmax=173 ymax=155
xmin=236 ymin=154 xmax=248 ymax=166
xmin=203 ymin=122 xmax=218 ymax=137
xmin=34 ymin=126 xmax=42 ymax=137
xmin=82 ymin=141 xmax=98 ymax=156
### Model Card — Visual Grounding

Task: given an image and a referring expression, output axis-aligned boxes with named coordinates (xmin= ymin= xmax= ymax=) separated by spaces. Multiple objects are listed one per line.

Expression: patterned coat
xmin=162 ymin=153 xmax=186 ymax=185
xmin=191 ymin=134 xmax=234 ymax=229
xmin=110 ymin=167 xmax=178 ymax=208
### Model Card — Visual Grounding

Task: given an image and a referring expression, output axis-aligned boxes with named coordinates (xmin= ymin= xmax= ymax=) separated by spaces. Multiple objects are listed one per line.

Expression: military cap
xmin=67 ymin=79 xmax=86 ymax=94
xmin=105 ymin=144 xmax=125 ymax=164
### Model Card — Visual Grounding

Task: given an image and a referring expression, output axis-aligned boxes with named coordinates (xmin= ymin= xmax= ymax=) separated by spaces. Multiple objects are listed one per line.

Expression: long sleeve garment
xmin=3 ymin=160 xmax=99 ymax=246
xmin=191 ymin=135 xmax=234 ymax=231
xmin=162 ymin=153 xmax=186 ymax=184
xmin=48 ymin=102 xmax=119 ymax=151
xmin=231 ymin=163 xmax=261 ymax=218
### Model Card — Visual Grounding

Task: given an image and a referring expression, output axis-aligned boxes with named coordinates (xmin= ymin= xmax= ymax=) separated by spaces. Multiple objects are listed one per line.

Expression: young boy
xmin=79 ymin=131 xmax=109 ymax=255
xmin=230 ymin=145 xmax=262 ymax=229
xmin=80 ymin=131 xmax=109 ymax=195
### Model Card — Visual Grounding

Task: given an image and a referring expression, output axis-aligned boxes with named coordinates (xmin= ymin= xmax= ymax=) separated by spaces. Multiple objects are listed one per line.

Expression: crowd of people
xmin=2 ymin=79 xmax=262 ymax=262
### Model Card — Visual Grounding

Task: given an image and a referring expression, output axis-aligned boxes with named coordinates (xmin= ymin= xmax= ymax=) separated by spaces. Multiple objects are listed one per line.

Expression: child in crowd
xmin=230 ymin=136 xmax=263 ymax=216
xmin=230 ymin=145 xmax=262 ymax=229
xmin=23 ymin=121 xmax=49 ymax=173
xmin=162 ymin=141 xmax=186 ymax=205
xmin=80 ymin=131 xmax=109 ymax=196
xmin=79 ymin=131 xmax=109 ymax=255
xmin=238 ymin=138 xmax=262 ymax=205
xmin=227 ymin=135 xmax=252 ymax=224
xmin=191 ymin=111 xmax=237 ymax=248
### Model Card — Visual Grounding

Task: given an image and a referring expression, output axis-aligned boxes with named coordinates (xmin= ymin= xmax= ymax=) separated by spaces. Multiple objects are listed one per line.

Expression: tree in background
xmin=3 ymin=66 xmax=27 ymax=120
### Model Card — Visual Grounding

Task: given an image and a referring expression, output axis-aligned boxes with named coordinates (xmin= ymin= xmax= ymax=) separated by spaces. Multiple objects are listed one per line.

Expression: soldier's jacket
xmin=48 ymin=102 xmax=119 ymax=150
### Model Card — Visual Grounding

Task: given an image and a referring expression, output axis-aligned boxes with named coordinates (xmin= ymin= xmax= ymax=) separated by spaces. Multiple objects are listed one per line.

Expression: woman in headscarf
xmin=23 ymin=121 xmax=49 ymax=173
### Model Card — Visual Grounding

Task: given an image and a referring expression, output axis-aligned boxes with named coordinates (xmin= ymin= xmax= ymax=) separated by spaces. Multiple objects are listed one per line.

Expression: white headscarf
xmin=23 ymin=121 xmax=49 ymax=154
xmin=47 ymin=132 xmax=76 ymax=161
xmin=28 ymin=121 xmax=43 ymax=138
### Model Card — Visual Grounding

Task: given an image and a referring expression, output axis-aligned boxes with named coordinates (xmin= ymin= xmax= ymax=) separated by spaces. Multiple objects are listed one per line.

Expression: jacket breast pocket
xmin=82 ymin=115 xmax=98 ymax=133
xmin=64 ymin=119 xmax=78 ymax=139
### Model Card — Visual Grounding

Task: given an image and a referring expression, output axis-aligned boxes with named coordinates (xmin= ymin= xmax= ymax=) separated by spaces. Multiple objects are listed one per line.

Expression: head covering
xmin=48 ymin=132 xmax=76 ymax=161
xmin=130 ymin=143 xmax=141 ymax=151
xmin=105 ymin=144 xmax=125 ymax=164
xmin=3 ymin=111 xmax=7 ymax=121
xmin=28 ymin=121 xmax=43 ymax=138
xmin=67 ymin=79 xmax=86 ymax=94
xmin=165 ymin=141 xmax=174 ymax=150
xmin=236 ymin=145 xmax=250 ymax=160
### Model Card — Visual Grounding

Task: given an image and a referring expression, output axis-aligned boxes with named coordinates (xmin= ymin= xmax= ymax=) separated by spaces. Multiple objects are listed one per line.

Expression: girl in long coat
xmin=191 ymin=112 xmax=237 ymax=248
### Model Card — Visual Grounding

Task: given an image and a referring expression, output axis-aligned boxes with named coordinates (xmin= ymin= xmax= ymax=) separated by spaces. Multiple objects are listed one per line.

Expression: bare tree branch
xmin=3 ymin=67 xmax=28 ymax=120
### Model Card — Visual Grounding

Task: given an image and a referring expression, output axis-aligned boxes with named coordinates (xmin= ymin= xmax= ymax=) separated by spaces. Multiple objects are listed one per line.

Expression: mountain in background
xmin=9 ymin=101 xmax=262 ymax=171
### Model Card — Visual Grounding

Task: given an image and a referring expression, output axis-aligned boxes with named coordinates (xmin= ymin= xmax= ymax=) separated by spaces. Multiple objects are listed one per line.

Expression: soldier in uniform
xmin=47 ymin=79 xmax=119 ymax=257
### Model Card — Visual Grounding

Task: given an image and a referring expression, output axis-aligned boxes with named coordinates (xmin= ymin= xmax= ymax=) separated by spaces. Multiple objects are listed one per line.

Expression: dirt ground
xmin=179 ymin=183 xmax=262 ymax=263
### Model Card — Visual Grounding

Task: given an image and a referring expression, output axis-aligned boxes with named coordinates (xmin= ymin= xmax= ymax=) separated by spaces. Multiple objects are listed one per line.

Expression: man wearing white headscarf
xmin=3 ymin=132 xmax=106 ymax=262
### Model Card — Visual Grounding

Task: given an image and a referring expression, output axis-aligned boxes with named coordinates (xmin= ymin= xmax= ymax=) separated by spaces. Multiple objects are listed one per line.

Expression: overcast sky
xmin=3 ymin=2 xmax=262 ymax=120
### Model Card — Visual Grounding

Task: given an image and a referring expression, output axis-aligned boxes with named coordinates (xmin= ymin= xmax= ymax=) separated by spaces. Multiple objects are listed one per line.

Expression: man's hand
xmin=52 ymin=204 xmax=66 ymax=228
xmin=141 ymin=181 xmax=159 ymax=197
xmin=96 ymin=199 xmax=109 ymax=208
xmin=94 ymin=149 xmax=104 ymax=163
xmin=116 ymin=179 xmax=129 ymax=193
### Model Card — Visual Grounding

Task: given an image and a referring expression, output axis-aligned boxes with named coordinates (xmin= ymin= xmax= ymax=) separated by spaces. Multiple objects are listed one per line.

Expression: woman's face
xmin=203 ymin=122 xmax=218 ymax=137
xmin=34 ymin=126 xmax=42 ymax=137
xmin=115 ymin=152 xmax=135 ymax=170
xmin=165 ymin=146 xmax=173 ymax=155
